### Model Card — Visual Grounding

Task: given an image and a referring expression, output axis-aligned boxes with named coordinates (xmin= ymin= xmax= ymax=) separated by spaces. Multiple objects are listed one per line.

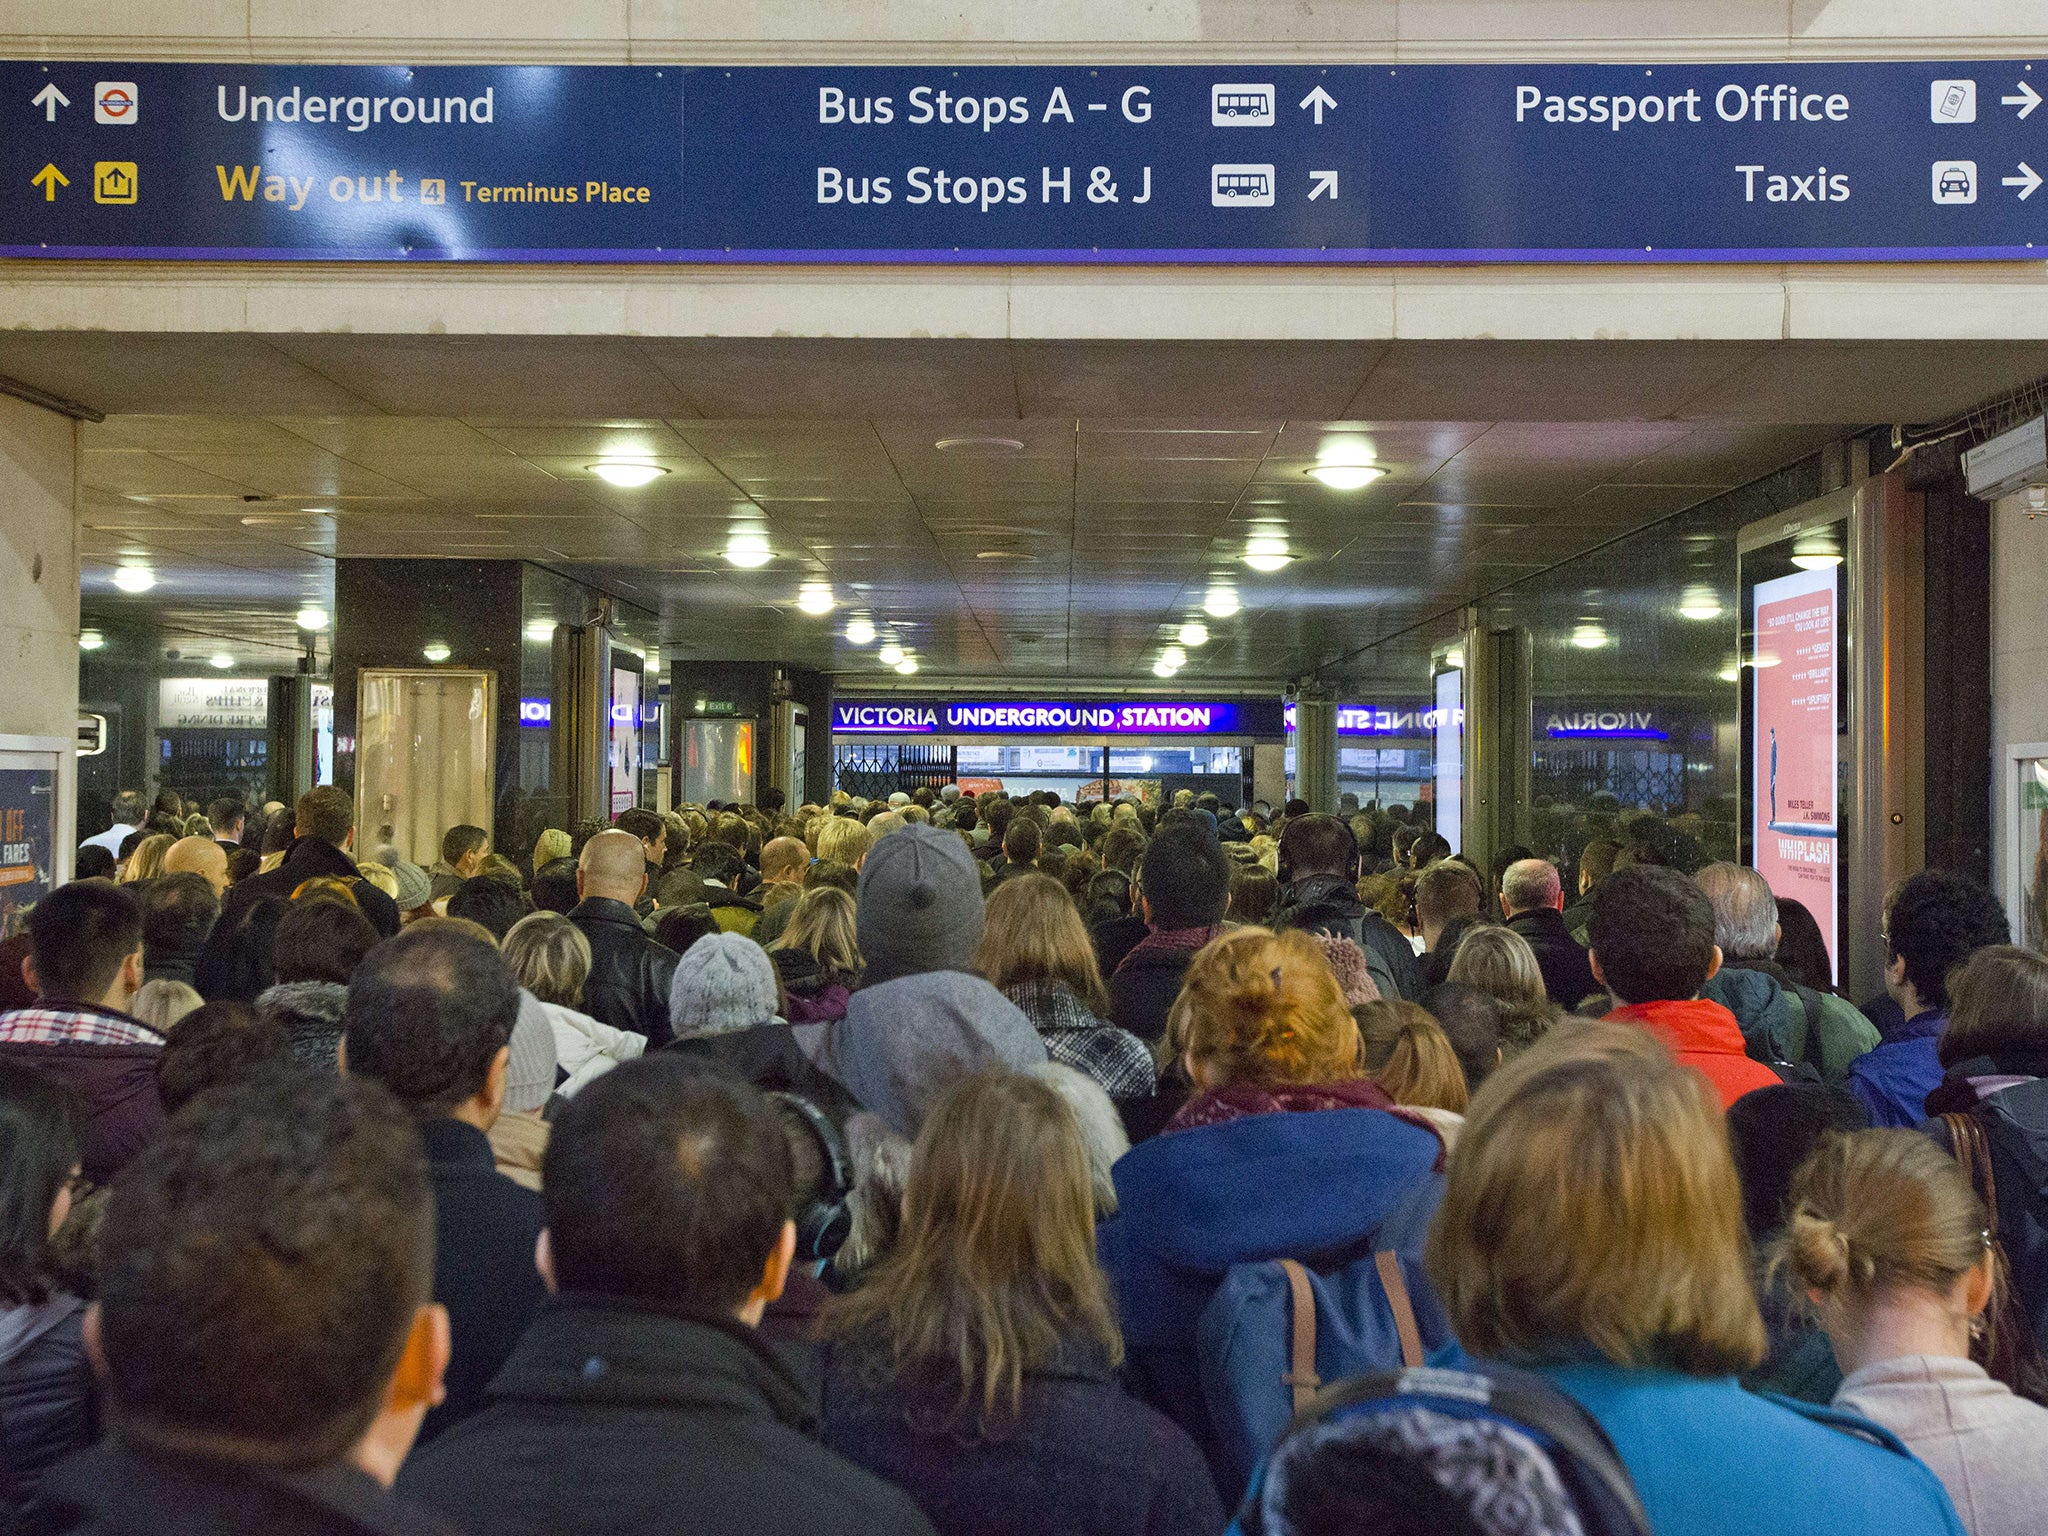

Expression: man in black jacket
xmin=398 ymin=1057 xmax=935 ymax=1536
xmin=1271 ymin=814 xmax=1422 ymax=1001
xmin=37 ymin=1072 xmax=458 ymax=1536
xmin=1109 ymin=826 xmax=1231 ymax=1044
xmin=213 ymin=786 xmax=401 ymax=937
xmin=344 ymin=923 xmax=548 ymax=1447
xmin=567 ymin=830 xmax=681 ymax=1046
xmin=1501 ymin=857 xmax=1599 ymax=1009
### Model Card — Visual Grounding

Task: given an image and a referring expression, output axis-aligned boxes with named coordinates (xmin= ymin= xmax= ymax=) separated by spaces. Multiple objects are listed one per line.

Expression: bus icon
xmin=1211 ymin=163 xmax=1275 ymax=207
xmin=1211 ymin=83 xmax=1275 ymax=126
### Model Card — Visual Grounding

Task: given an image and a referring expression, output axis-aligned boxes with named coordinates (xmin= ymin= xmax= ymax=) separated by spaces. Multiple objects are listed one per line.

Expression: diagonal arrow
xmin=30 ymin=82 xmax=68 ymax=122
xmin=2004 ymin=80 xmax=2042 ymax=119
xmin=1299 ymin=85 xmax=1338 ymax=124
xmin=30 ymin=163 xmax=67 ymax=201
xmin=2003 ymin=161 xmax=2043 ymax=200
xmin=1308 ymin=169 xmax=1339 ymax=201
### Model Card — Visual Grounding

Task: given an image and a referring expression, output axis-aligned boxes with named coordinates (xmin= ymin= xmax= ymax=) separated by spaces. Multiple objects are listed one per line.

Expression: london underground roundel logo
xmin=94 ymin=82 xmax=138 ymax=125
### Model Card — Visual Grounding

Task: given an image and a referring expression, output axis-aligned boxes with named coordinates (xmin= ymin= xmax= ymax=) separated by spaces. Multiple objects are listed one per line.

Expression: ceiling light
xmin=1152 ymin=658 xmax=1180 ymax=678
xmin=797 ymin=584 xmax=836 ymax=616
xmin=209 ymin=653 xmax=234 ymax=670
xmin=1570 ymin=623 xmax=1609 ymax=650
xmin=1791 ymin=551 xmax=1843 ymax=571
xmin=78 ymin=631 xmax=105 ymax=652
xmin=588 ymin=461 xmax=668 ymax=488
xmin=422 ymin=642 xmax=452 ymax=663
xmin=878 ymin=642 xmax=905 ymax=667
xmin=1244 ymin=549 xmax=1294 ymax=573
xmin=895 ymin=656 xmax=919 ymax=675
xmin=524 ymin=619 xmax=557 ymax=643
xmin=845 ymin=617 xmax=876 ymax=645
xmin=724 ymin=531 xmax=772 ymax=568
xmin=1204 ymin=588 xmax=1241 ymax=619
xmin=1178 ymin=622 xmax=1209 ymax=647
xmin=1678 ymin=588 xmax=1724 ymax=621
xmin=111 ymin=566 xmax=155 ymax=594
xmin=1310 ymin=465 xmax=1385 ymax=490
xmin=295 ymin=606 xmax=330 ymax=632
xmin=1162 ymin=645 xmax=1187 ymax=668
xmin=933 ymin=436 xmax=1025 ymax=454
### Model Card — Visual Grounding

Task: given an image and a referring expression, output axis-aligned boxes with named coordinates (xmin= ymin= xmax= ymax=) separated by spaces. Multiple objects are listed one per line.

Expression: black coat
xmin=398 ymin=1297 xmax=937 ymax=1536
xmin=567 ymin=898 xmax=681 ymax=1048
xmin=0 ymin=1298 xmax=96 ymax=1521
xmin=663 ymin=1023 xmax=854 ymax=1118
xmin=1090 ymin=914 xmax=1150 ymax=979
xmin=1507 ymin=907 xmax=1599 ymax=1009
xmin=1273 ymin=875 xmax=1423 ymax=1001
xmin=1109 ymin=944 xmax=1195 ymax=1046
xmin=819 ymin=1343 xmax=1225 ymax=1536
xmin=215 ymin=837 xmax=400 ymax=937
xmin=415 ymin=1117 xmax=549 ymax=1447
xmin=35 ymin=1436 xmax=458 ymax=1536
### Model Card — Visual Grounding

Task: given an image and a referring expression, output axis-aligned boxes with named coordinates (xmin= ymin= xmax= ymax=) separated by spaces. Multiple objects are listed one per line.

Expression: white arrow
xmin=1299 ymin=85 xmax=1338 ymax=124
xmin=1308 ymin=169 xmax=1339 ymax=200
xmin=2004 ymin=80 xmax=2042 ymax=119
xmin=30 ymin=82 xmax=68 ymax=122
xmin=2003 ymin=161 xmax=2043 ymax=200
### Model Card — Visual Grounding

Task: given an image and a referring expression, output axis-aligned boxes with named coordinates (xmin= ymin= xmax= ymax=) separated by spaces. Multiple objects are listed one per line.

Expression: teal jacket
xmin=1531 ymin=1361 xmax=1963 ymax=1536
xmin=1702 ymin=961 xmax=1879 ymax=1084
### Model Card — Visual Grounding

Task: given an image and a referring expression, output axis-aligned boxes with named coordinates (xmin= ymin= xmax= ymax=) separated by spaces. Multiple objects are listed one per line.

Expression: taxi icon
xmin=1931 ymin=160 xmax=1977 ymax=204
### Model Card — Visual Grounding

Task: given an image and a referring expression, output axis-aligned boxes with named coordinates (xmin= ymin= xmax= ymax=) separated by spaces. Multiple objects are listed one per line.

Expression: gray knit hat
xmin=855 ymin=821 xmax=986 ymax=986
xmin=506 ymin=990 xmax=559 ymax=1113
xmin=390 ymin=859 xmax=433 ymax=912
xmin=668 ymin=931 xmax=780 ymax=1039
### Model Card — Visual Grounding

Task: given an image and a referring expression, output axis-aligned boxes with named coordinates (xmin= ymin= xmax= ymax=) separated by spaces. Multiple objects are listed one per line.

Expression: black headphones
xmin=769 ymin=1092 xmax=853 ymax=1263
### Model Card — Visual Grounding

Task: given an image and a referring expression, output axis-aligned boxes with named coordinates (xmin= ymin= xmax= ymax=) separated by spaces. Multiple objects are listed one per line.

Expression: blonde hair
xmin=1168 ymin=928 xmax=1361 ymax=1089
xmin=1939 ymin=945 xmax=2048 ymax=1068
xmin=353 ymin=862 xmax=399 ymax=900
xmin=120 ymin=834 xmax=173 ymax=884
xmin=1426 ymin=1020 xmax=1766 ymax=1376
xmin=502 ymin=912 xmax=592 ymax=1007
xmin=1356 ymin=1000 xmax=1468 ymax=1113
xmin=1447 ymin=925 xmax=1563 ymax=1052
xmin=532 ymin=828 xmax=573 ymax=869
xmin=823 ymin=1072 xmax=1121 ymax=1435
xmin=773 ymin=886 xmax=861 ymax=978
xmin=1771 ymin=1129 xmax=1989 ymax=1313
xmin=816 ymin=817 xmax=873 ymax=868
xmin=130 ymin=979 xmax=203 ymax=1032
xmin=975 ymin=874 xmax=1111 ymax=1017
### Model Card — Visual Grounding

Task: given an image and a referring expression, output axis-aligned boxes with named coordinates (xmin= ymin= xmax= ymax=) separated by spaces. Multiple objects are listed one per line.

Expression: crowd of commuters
xmin=0 ymin=777 xmax=2042 ymax=1533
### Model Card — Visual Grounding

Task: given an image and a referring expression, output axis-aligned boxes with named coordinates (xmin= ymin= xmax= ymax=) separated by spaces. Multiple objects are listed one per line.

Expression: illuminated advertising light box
xmin=1751 ymin=564 xmax=1840 ymax=977
xmin=831 ymin=699 xmax=1260 ymax=735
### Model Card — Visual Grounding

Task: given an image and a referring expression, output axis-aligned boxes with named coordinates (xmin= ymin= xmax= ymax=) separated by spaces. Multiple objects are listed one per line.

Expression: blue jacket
xmin=1098 ymin=1107 xmax=1444 ymax=1478
xmin=1845 ymin=1010 xmax=1947 ymax=1128
xmin=1534 ymin=1362 xmax=1962 ymax=1536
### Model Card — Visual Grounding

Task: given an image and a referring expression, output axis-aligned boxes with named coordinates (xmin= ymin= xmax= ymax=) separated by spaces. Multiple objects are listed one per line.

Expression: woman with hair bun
xmin=1776 ymin=1128 xmax=2048 ymax=1536
xmin=1099 ymin=928 xmax=1446 ymax=1488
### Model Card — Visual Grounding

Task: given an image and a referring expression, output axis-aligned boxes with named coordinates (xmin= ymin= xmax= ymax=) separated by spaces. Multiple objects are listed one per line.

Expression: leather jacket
xmin=567 ymin=898 xmax=680 ymax=1048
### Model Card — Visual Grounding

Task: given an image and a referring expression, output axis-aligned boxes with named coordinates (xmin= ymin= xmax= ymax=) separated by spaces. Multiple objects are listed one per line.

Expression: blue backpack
xmin=1227 ymin=1363 xmax=1653 ymax=1536
xmin=1197 ymin=1247 xmax=1453 ymax=1495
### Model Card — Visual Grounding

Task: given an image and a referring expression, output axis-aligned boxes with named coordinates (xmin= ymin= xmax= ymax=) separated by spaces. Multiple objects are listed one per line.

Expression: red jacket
xmin=1606 ymin=997 xmax=1780 ymax=1110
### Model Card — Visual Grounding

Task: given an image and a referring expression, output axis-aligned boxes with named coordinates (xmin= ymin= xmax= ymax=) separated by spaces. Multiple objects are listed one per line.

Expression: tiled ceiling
xmin=14 ymin=333 xmax=2046 ymax=685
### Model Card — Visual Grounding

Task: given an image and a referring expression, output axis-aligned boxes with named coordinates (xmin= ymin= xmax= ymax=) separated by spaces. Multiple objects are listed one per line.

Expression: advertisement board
xmin=159 ymin=678 xmax=268 ymax=730
xmin=0 ymin=747 xmax=60 ymax=940
xmin=1433 ymin=668 xmax=1463 ymax=855
xmin=1752 ymin=564 xmax=1840 ymax=980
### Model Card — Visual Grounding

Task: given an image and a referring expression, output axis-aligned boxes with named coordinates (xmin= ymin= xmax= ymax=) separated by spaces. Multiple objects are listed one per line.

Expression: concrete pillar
xmin=0 ymin=393 xmax=79 ymax=857
xmin=1294 ymin=691 xmax=1339 ymax=815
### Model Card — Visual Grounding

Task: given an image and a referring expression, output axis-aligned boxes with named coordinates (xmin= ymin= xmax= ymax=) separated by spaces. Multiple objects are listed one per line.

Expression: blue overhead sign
xmin=3 ymin=61 xmax=2044 ymax=261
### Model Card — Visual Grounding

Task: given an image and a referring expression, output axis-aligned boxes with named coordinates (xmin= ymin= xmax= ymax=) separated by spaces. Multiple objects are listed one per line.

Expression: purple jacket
xmin=0 ymin=1004 xmax=166 ymax=1183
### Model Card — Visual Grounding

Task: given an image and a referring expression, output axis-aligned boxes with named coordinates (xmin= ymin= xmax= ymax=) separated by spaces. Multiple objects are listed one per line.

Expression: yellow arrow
xmin=30 ymin=163 xmax=67 ymax=201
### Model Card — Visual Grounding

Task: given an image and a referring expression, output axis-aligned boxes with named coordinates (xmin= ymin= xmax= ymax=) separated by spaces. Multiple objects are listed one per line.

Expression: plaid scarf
xmin=1166 ymin=1077 xmax=1447 ymax=1166
xmin=1114 ymin=922 xmax=1224 ymax=976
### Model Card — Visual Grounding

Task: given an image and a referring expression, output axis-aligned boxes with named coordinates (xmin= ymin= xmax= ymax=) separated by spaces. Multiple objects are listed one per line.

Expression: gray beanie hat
xmin=668 ymin=931 xmax=780 ymax=1039
xmin=855 ymin=821 xmax=986 ymax=986
xmin=507 ymin=990 xmax=560 ymax=1113
xmin=390 ymin=859 xmax=432 ymax=912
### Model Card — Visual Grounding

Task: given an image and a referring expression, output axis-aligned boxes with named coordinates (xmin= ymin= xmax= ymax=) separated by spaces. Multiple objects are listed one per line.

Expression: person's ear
xmin=1773 ymin=922 xmax=1784 ymax=951
xmin=1704 ymin=944 xmax=1723 ymax=984
xmin=1962 ymin=1251 xmax=1995 ymax=1318
xmin=535 ymin=1229 xmax=557 ymax=1294
xmin=20 ymin=955 xmax=37 ymax=997
xmin=81 ymin=1302 xmax=107 ymax=1380
xmin=1498 ymin=893 xmax=1511 ymax=920
xmin=576 ymin=867 xmax=589 ymax=897
xmin=481 ymin=1044 xmax=510 ymax=1118
xmin=121 ymin=948 xmax=144 ymax=995
xmin=387 ymin=1304 xmax=451 ymax=1415
xmin=635 ymin=869 xmax=648 ymax=902
xmin=336 ymin=1036 xmax=349 ymax=1075
xmin=1588 ymin=950 xmax=1607 ymax=989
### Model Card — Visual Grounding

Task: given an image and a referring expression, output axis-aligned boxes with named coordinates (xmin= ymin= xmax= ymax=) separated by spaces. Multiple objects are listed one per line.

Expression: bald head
xmin=578 ymin=830 xmax=648 ymax=904
xmin=1500 ymin=858 xmax=1563 ymax=917
xmin=163 ymin=835 xmax=229 ymax=896
xmin=760 ymin=836 xmax=808 ymax=884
